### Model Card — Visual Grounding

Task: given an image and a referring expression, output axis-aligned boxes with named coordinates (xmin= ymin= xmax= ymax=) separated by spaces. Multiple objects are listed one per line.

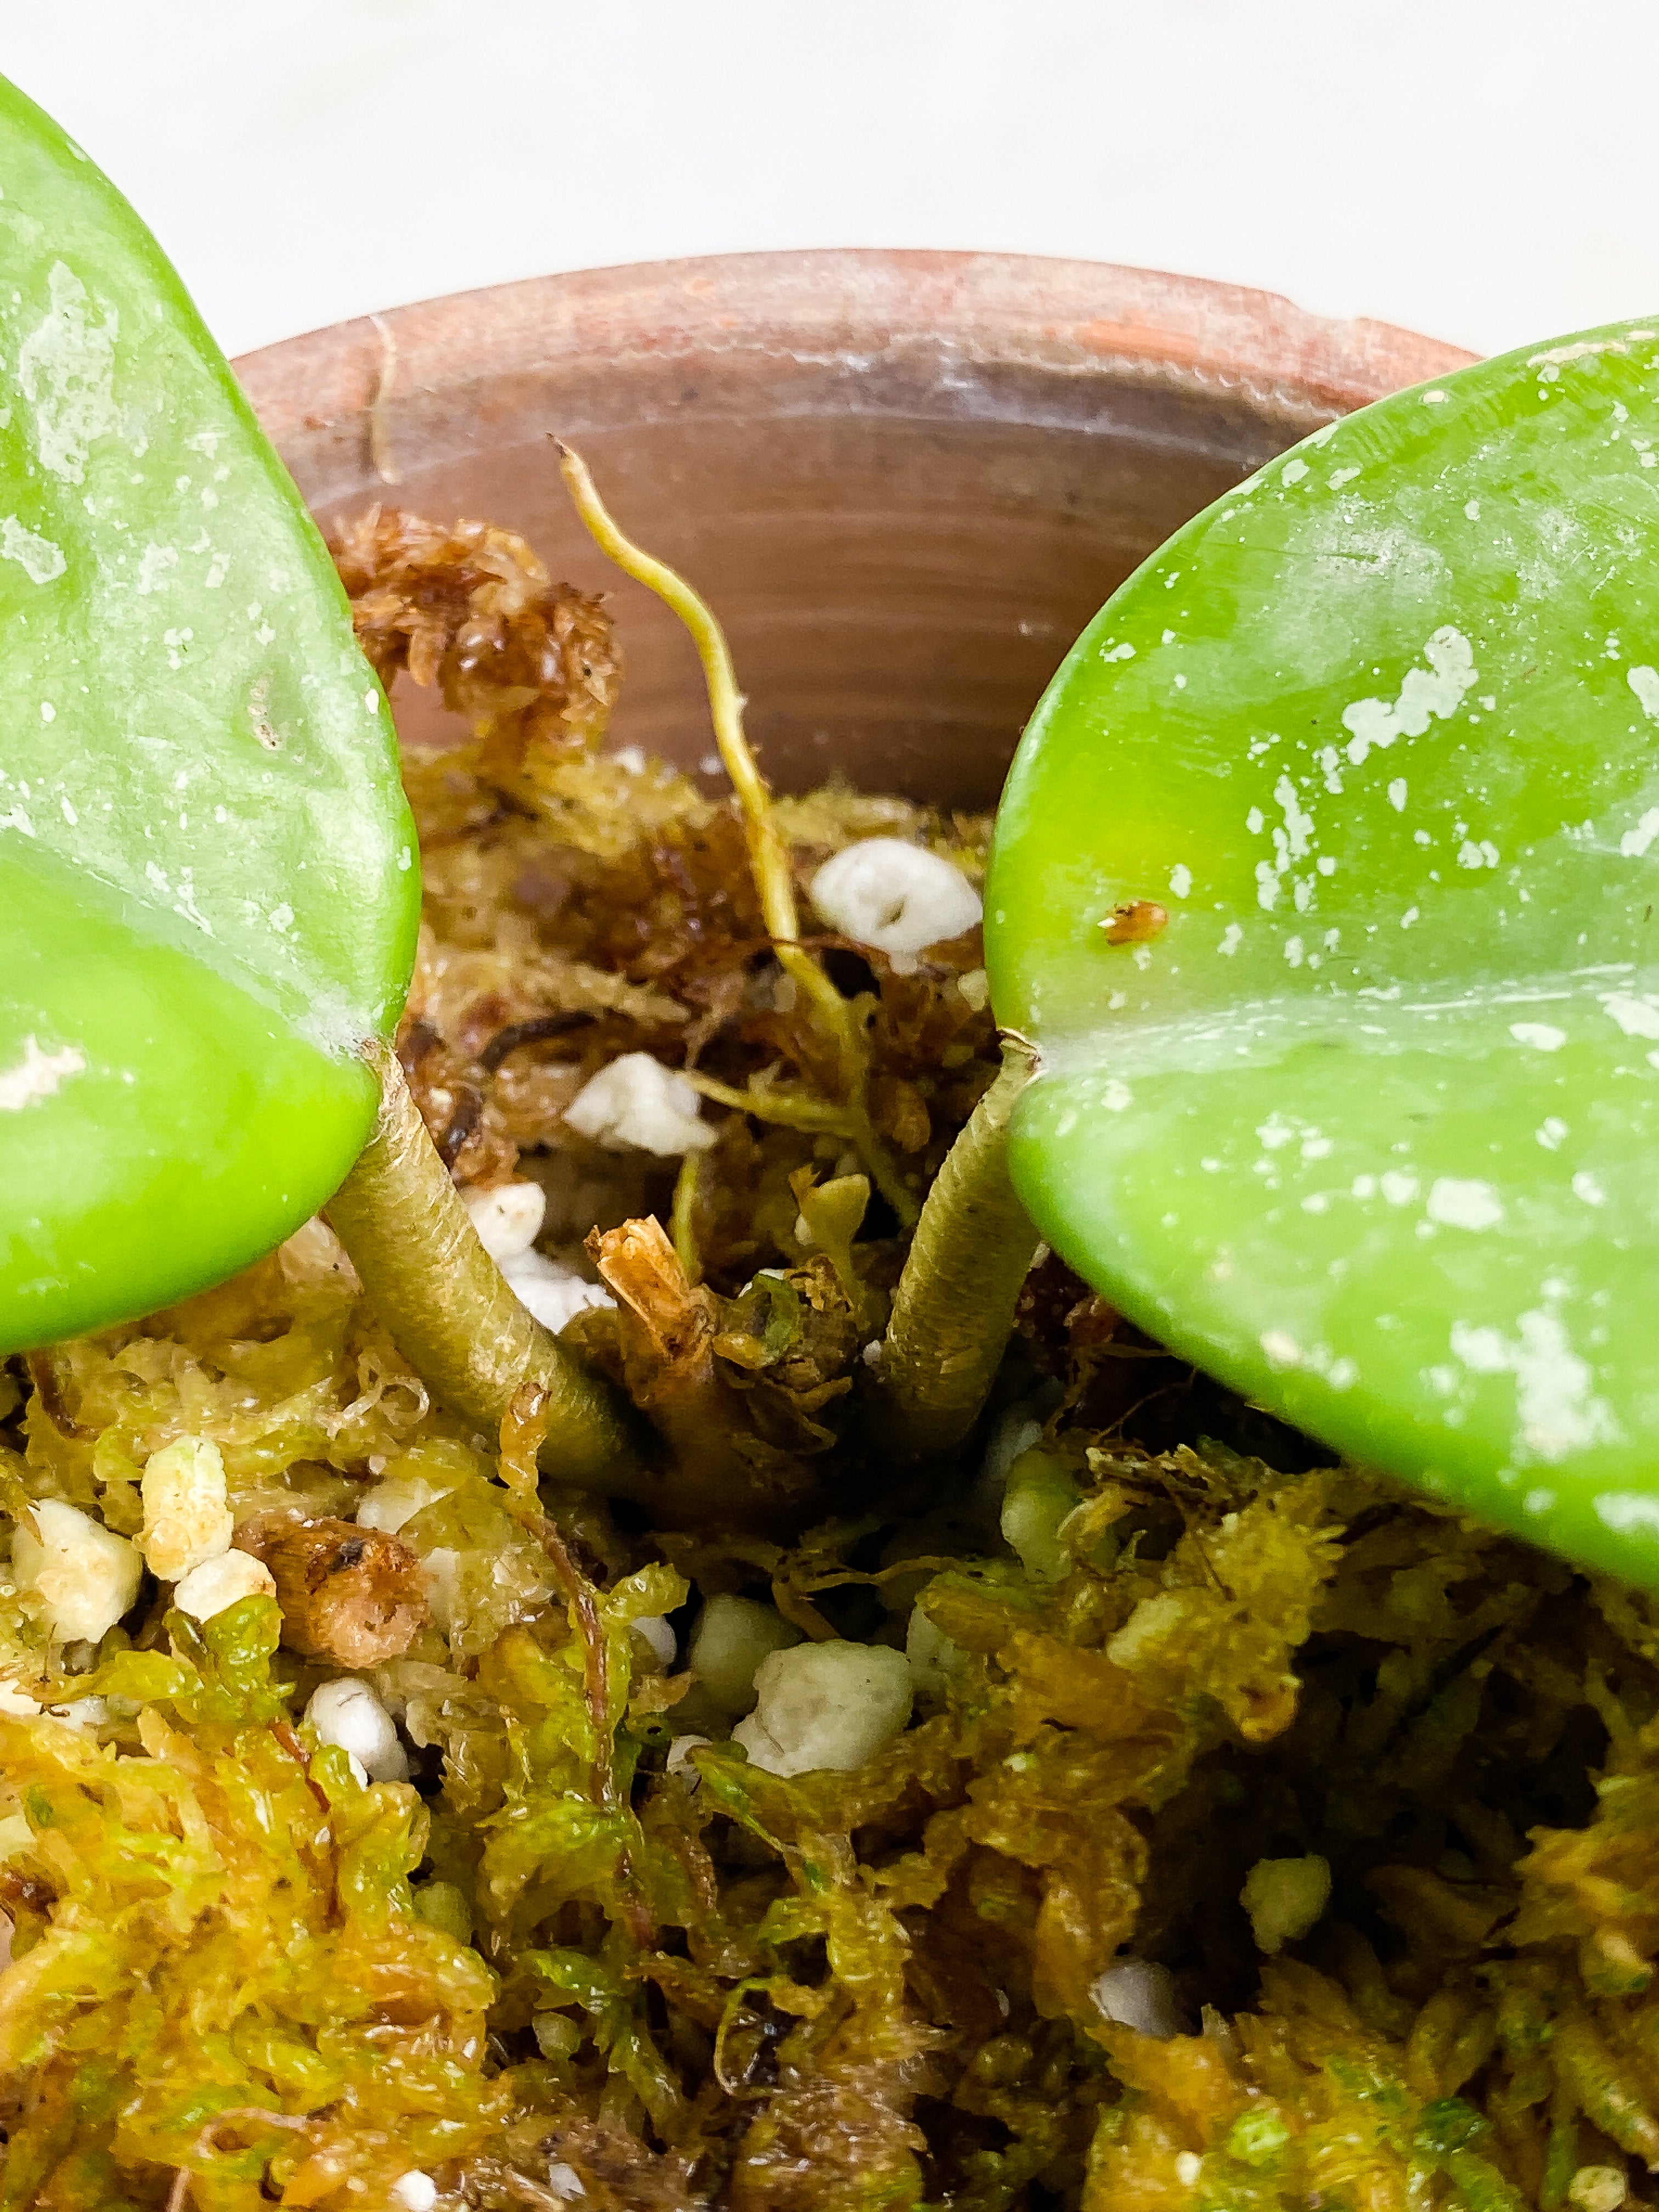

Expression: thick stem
xmin=868 ymin=1037 xmax=1042 ymax=1461
xmin=325 ymin=1040 xmax=637 ymax=1487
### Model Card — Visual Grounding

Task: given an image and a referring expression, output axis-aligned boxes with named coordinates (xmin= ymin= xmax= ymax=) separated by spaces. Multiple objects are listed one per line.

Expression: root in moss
xmin=555 ymin=442 xmax=917 ymax=1228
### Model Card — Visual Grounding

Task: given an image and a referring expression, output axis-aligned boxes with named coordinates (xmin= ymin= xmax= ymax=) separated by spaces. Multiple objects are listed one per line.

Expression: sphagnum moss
xmin=4 ymin=503 xmax=1659 ymax=2212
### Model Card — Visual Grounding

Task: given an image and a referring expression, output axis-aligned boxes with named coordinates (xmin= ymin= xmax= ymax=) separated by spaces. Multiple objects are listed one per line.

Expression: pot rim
xmin=233 ymin=246 xmax=1475 ymax=448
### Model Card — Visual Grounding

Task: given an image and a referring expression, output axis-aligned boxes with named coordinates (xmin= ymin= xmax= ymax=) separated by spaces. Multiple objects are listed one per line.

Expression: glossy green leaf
xmin=0 ymin=77 xmax=418 ymax=1351
xmin=987 ymin=317 xmax=1659 ymax=1583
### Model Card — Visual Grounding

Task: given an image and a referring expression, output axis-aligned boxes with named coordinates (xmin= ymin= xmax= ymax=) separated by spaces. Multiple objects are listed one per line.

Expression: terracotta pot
xmin=234 ymin=250 xmax=1472 ymax=812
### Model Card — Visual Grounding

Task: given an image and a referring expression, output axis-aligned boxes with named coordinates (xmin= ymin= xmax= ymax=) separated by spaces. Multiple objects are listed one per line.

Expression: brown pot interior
xmin=238 ymin=251 xmax=1471 ymax=813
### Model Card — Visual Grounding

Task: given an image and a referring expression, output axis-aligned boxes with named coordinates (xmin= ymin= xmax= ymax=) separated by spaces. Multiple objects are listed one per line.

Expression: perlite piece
xmin=138 ymin=1435 xmax=234 ymax=1581
xmin=732 ymin=1640 xmax=913 ymax=1776
xmin=12 ymin=1498 xmax=142 ymax=1644
xmin=1240 ymin=1854 xmax=1332 ymax=1955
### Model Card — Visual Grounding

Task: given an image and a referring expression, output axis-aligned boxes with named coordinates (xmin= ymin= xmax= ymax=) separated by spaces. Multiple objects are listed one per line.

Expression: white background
xmin=8 ymin=0 xmax=1659 ymax=364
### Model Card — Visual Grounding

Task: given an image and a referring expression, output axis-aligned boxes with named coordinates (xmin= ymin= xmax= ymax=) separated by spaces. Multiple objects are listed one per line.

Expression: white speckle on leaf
xmin=1599 ymin=1494 xmax=1659 ymax=1537
xmin=1218 ymin=923 xmax=1243 ymax=956
xmin=1629 ymin=667 xmax=1659 ymax=722
xmin=1530 ymin=338 xmax=1628 ymax=367
xmin=1452 ymin=1306 xmax=1619 ymax=1461
xmin=1619 ymin=807 xmax=1659 ymax=857
xmin=1341 ymin=627 xmax=1476 ymax=766
xmin=1510 ymin=1022 xmax=1566 ymax=1051
xmin=136 ymin=543 xmax=178 ymax=594
xmin=1380 ymin=1171 xmax=1419 ymax=1206
xmin=1572 ymin=1171 xmax=1607 ymax=1206
xmin=1537 ymin=1116 xmax=1570 ymax=1149
xmin=1260 ymin=1330 xmax=1301 ymax=1367
xmin=1601 ymin=992 xmax=1659 ymax=1039
xmin=0 ymin=1035 xmax=86 ymax=1110
xmin=1387 ymin=778 xmax=1408 ymax=811
xmin=1427 ymin=1178 xmax=1503 ymax=1231
xmin=1169 ymin=863 xmax=1192 ymax=898
xmin=1329 ymin=465 xmax=1361 ymax=488
xmin=1101 ymin=1079 xmax=1133 ymax=1113
xmin=17 ymin=262 xmax=117 ymax=484
xmin=1102 ymin=641 xmax=1136 ymax=662
xmin=1274 ymin=774 xmax=1315 ymax=861
xmin=1280 ymin=458 xmax=1308 ymax=486
xmin=0 ymin=515 xmax=65 ymax=584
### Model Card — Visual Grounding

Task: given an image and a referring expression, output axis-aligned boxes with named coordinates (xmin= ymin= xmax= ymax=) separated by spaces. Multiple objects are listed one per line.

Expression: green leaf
xmin=0 ymin=76 xmax=417 ymax=1351
xmin=988 ymin=318 xmax=1659 ymax=1584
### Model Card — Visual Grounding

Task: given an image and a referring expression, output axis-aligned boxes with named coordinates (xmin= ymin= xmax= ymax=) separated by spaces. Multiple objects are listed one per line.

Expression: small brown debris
xmin=234 ymin=1513 xmax=427 ymax=1667
xmin=585 ymin=1218 xmax=824 ymax=1529
xmin=330 ymin=506 xmax=621 ymax=778
xmin=1100 ymin=899 xmax=1168 ymax=945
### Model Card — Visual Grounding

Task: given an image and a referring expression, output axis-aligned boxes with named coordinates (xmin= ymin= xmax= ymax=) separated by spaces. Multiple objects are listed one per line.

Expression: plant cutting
xmin=0 ymin=77 xmax=417 ymax=1354
xmin=987 ymin=321 xmax=1659 ymax=1583
xmin=12 ymin=64 xmax=1659 ymax=2212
